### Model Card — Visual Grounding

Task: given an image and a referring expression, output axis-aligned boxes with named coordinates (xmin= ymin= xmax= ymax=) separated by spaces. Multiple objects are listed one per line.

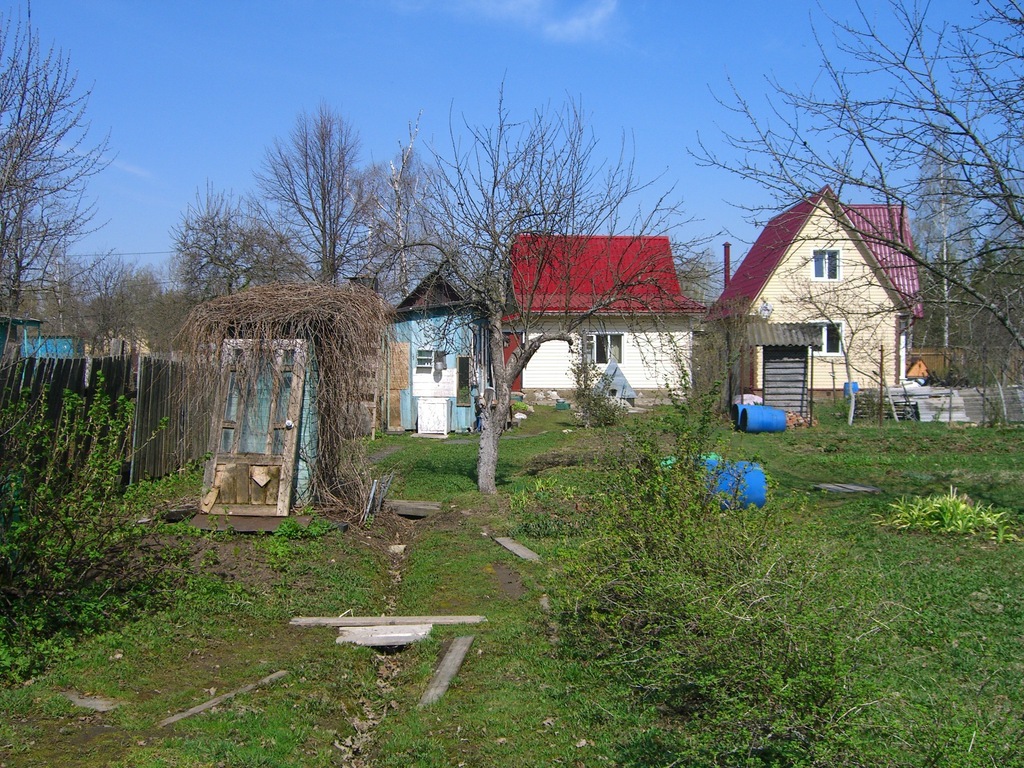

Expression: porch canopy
xmin=746 ymin=321 xmax=822 ymax=417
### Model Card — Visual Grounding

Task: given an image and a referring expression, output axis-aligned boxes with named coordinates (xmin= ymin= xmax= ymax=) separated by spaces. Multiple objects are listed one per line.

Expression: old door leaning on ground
xmin=202 ymin=340 xmax=307 ymax=516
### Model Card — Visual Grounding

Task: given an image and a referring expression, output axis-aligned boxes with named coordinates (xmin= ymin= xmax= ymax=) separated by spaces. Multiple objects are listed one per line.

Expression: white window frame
xmin=415 ymin=349 xmax=435 ymax=374
xmin=812 ymin=249 xmax=841 ymax=281
xmin=816 ymin=321 xmax=844 ymax=356
xmin=585 ymin=333 xmax=623 ymax=364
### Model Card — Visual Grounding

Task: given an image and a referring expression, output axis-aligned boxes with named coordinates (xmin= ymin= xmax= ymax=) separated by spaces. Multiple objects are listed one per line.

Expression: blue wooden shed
xmin=388 ymin=273 xmax=486 ymax=434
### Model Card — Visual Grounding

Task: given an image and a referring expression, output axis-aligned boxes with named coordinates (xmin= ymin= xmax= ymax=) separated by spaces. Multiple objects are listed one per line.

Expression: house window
xmin=415 ymin=349 xmax=435 ymax=374
xmin=586 ymin=333 xmax=623 ymax=364
xmin=819 ymin=323 xmax=843 ymax=355
xmin=812 ymin=249 xmax=840 ymax=280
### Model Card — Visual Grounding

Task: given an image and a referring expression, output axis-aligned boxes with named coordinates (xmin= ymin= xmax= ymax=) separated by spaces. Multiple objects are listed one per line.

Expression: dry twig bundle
xmin=178 ymin=282 xmax=393 ymax=515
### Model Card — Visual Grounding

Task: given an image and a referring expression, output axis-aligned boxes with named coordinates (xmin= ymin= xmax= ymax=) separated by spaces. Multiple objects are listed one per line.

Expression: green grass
xmin=3 ymin=402 xmax=1023 ymax=766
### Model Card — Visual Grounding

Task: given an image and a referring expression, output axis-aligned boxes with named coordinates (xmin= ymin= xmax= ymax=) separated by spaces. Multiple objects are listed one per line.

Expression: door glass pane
xmin=223 ymin=372 xmax=240 ymax=421
xmin=275 ymin=371 xmax=293 ymax=422
xmin=271 ymin=428 xmax=285 ymax=455
xmin=220 ymin=427 xmax=235 ymax=453
xmin=239 ymin=372 xmax=273 ymax=453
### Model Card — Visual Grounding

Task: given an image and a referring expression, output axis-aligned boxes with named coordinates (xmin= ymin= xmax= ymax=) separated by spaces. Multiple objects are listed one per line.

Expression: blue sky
xmin=16 ymin=0 xmax=973 ymax=273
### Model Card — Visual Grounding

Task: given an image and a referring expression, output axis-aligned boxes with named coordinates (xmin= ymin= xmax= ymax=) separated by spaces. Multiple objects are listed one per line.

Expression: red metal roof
xmin=511 ymin=234 xmax=705 ymax=315
xmin=843 ymin=203 xmax=922 ymax=318
xmin=714 ymin=187 xmax=922 ymax=318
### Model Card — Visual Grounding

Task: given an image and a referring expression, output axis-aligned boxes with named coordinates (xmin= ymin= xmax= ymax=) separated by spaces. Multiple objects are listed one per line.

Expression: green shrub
xmin=570 ymin=357 xmax=627 ymax=427
xmin=556 ymin=397 xmax=880 ymax=765
xmin=876 ymin=487 xmax=1018 ymax=541
xmin=508 ymin=476 xmax=582 ymax=538
xmin=0 ymin=382 xmax=188 ymax=682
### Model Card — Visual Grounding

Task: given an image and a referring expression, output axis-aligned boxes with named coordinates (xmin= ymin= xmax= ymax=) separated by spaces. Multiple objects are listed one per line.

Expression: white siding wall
xmin=519 ymin=317 xmax=695 ymax=392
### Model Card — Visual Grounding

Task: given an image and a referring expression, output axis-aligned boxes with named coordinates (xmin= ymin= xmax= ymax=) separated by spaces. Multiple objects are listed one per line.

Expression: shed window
xmin=415 ymin=349 xmax=435 ymax=374
xmin=456 ymin=356 xmax=472 ymax=406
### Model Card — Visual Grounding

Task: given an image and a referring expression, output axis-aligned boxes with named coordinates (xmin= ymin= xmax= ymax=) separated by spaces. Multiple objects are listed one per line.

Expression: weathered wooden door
xmin=202 ymin=340 xmax=307 ymax=516
xmin=762 ymin=345 xmax=809 ymax=416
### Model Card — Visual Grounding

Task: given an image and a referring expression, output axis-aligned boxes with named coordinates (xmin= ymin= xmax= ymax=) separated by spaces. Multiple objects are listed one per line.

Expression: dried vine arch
xmin=178 ymin=282 xmax=393 ymax=514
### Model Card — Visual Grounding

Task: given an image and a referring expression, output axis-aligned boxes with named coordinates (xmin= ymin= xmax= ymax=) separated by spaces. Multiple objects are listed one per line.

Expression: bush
xmin=0 ymin=381 xmax=188 ymax=682
xmin=570 ymin=357 xmax=627 ymax=427
xmin=556 ymin=397 xmax=880 ymax=765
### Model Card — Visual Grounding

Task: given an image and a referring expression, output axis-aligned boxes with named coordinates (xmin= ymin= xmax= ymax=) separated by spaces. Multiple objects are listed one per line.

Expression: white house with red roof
xmin=508 ymin=234 xmax=705 ymax=399
xmin=716 ymin=186 xmax=922 ymax=397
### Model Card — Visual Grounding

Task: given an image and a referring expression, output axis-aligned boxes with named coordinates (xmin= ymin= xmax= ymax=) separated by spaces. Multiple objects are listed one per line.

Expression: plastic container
xmin=738 ymin=405 xmax=787 ymax=433
xmin=730 ymin=402 xmax=746 ymax=429
xmin=704 ymin=457 xmax=768 ymax=508
xmin=843 ymin=381 xmax=860 ymax=398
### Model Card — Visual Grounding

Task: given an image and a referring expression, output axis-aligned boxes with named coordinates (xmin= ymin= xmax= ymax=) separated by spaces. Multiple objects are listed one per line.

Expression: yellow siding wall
xmin=752 ymin=205 xmax=903 ymax=389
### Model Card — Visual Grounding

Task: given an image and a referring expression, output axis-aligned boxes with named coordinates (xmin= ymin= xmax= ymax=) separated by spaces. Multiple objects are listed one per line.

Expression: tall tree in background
xmin=424 ymin=94 xmax=688 ymax=494
xmin=0 ymin=5 xmax=109 ymax=316
xmin=696 ymin=0 xmax=1024 ymax=354
xmin=171 ymin=186 xmax=303 ymax=301
xmin=257 ymin=104 xmax=370 ymax=284
xmin=364 ymin=122 xmax=435 ymax=300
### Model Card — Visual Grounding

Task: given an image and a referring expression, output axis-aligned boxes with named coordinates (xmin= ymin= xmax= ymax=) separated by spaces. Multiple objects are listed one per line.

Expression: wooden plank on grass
xmin=494 ymin=536 xmax=540 ymax=561
xmin=814 ymin=483 xmax=881 ymax=494
xmin=291 ymin=615 xmax=487 ymax=627
xmin=419 ymin=636 xmax=475 ymax=707
xmin=337 ymin=624 xmax=433 ymax=647
xmin=158 ymin=670 xmax=288 ymax=728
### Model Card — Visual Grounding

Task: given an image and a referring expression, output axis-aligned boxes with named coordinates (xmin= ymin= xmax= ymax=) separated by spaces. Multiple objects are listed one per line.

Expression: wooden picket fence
xmin=0 ymin=355 xmax=211 ymax=483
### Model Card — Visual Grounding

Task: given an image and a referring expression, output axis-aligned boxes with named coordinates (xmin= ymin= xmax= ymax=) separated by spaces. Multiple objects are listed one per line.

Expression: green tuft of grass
xmin=877 ymin=486 xmax=1018 ymax=540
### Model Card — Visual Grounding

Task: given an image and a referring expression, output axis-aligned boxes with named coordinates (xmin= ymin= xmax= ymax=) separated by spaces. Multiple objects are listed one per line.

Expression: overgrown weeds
xmin=554 ymin=394 xmax=883 ymax=765
xmin=0 ymin=382 xmax=190 ymax=682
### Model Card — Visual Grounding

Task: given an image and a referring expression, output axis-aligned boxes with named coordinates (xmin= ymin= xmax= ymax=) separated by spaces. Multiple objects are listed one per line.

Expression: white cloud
xmin=542 ymin=0 xmax=617 ymax=42
xmin=436 ymin=0 xmax=618 ymax=42
xmin=111 ymin=159 xmax=152 ymax=179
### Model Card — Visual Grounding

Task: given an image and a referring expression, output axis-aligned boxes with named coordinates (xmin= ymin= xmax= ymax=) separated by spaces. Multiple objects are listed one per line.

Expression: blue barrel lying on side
xmin=738 ymin=404 xmax=787 ymax=433
xmin=704 ymin=456 xmax=768 ymax=508
xmin=730 ymin=402 xmax=747 ymax=429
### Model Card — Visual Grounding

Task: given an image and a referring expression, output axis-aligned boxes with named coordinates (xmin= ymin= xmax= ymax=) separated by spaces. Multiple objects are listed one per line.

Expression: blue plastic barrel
xmin=730 ymin=403 xmax=747 ymax=429
xmin=738 ymin=404 xmax=787 ymax=433
xmin=843 ymin=381 xmax=860 ymax=398
xmin=704 ymin=457 xmax=768 ymax=508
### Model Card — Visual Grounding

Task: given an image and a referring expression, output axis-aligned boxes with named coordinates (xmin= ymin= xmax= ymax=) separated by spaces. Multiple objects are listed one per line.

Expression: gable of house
xmin=716 ymin=187 xmax=921 ymax=320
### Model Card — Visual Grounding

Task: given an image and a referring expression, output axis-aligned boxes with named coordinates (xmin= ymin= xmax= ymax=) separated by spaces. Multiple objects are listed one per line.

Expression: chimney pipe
xmin=723 ymin=241 xmax=732 ymax=289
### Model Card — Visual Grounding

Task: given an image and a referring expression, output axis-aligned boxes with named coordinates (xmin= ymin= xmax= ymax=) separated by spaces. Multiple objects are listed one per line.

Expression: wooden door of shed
xmin=762 ymin=345 xmax=809 ymax=416
xmin=388 ymin=342 xmax=409 ymax=431
xmin=202 ymin=340 xmax=307 ymax=516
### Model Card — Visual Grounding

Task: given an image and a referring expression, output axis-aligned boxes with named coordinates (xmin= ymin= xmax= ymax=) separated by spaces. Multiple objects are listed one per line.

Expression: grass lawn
xmin=2 ymin=402 xmax=1022 ymax=766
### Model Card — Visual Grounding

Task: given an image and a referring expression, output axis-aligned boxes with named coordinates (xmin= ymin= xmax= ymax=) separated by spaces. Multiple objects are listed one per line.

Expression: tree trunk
xmin=476 ymin=323 xmax=511 ymax=494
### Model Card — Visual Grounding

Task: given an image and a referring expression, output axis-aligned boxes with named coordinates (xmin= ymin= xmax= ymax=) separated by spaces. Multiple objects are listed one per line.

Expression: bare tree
xmin=424 ymin=93 xmax=689 ymax=494
xmin=171 ymin=186 xmax=303 ymax=301
xmin=364 ymin=121 xmax=436 ymax=300
xmin=256 ymin=104 xmax=370 ymax=284
xmin=695 ymin=0 xmax=1024 ymax=352
xmin=0 ymin=5 xmax=109 ymax=316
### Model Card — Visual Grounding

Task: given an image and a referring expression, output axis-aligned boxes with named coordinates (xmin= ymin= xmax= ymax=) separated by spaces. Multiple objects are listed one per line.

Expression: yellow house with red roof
xmin=715 ymin=187 xmax=922 ymax=403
